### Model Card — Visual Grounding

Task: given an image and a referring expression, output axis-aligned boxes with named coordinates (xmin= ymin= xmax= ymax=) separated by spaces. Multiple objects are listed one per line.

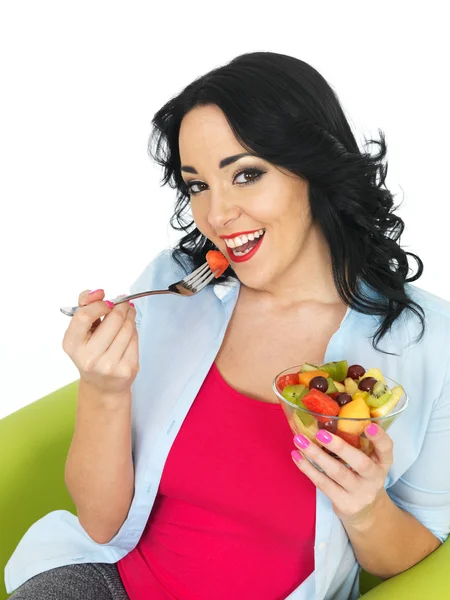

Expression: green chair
xmin=1 ymin=383 xmax=449 ymax=600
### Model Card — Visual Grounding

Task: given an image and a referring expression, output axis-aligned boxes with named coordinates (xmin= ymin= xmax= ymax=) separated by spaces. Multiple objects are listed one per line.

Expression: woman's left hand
xmin=291 ymin=423 xmax=393 ymax=527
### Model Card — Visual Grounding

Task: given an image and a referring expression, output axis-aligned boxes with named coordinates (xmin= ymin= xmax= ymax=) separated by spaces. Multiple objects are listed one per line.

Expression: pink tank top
xmin=117 ymin=363 xmax=316 ymax=599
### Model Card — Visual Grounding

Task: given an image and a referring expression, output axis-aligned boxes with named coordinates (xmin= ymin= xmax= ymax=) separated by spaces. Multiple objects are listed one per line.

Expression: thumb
xmin=79 ymin=288 xmax=105 ymax=307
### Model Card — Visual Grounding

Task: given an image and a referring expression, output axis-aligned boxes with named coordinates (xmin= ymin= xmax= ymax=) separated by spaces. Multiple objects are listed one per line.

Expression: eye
xmin=186 ymin=167 xmax=266 ymax=196
xmin=234 ymin=168 xmax=266 ymax=186
xmin=187 ymin=181 xmax=207 ymax=195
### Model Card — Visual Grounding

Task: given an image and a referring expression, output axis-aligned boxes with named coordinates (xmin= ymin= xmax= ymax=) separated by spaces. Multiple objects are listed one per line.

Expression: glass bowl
xmin=273 ymin=364 xmax=408 ymax=467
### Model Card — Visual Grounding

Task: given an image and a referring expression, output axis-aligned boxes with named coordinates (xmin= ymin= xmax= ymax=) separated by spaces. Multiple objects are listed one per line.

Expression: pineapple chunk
xmin=362 ymin=368 xmax=386 ymax=384
xmin=344 ymin=377 xmax=359 ymax=396
xmin=335 ymin=381 xmax=345 ymax=393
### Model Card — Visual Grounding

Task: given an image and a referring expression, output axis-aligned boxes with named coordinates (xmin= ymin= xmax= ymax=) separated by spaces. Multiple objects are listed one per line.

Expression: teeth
xmin=233 ymin=247 xmax=253 ymax=256
xmin=224 ymin=229 xmax=265 ymax=249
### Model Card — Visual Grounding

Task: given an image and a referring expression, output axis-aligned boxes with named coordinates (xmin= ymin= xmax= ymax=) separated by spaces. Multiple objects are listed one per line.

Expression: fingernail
xmin=291 ymin=450 xmax=303 ymax=462
xmin=105 ymin=300 xmax=114 ymax=309
xmin=316 ymin=429 xmax=333 ymax=444
xmin=293 ymin=434 xmax=310 ymax=449
xmin=366 ymin=423 xmax=378 ymax=436
xmin=89 ymin=289 xmax=103 ymax=295
xmin=129 ymin=301 xmax=135 ymax=307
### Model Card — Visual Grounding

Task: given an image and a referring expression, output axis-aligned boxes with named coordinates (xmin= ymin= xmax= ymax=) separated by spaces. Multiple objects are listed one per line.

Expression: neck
xmin=242 ymin=225 xmax=344 ymax=310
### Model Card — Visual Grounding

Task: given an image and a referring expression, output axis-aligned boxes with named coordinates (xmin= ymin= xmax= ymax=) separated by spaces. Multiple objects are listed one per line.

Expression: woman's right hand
xmin=62 ymin=289 xmax=140 ymax=396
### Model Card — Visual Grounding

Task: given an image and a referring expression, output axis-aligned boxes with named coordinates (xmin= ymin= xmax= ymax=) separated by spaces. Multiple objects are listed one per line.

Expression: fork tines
xmin=184 ymin=262 xmax=215 ymax=291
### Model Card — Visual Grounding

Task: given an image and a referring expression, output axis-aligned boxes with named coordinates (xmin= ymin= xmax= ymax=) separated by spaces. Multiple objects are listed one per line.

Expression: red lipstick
xmin=219 ymin=229 xmax=263 ymax=240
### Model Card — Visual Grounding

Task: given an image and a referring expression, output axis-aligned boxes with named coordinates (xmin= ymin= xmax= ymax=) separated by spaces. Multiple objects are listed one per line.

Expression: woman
xmin=5 ymin=51 xmax=450 ymax=600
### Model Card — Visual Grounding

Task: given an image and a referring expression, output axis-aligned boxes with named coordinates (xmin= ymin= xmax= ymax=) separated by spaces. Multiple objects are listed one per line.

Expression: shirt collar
xmin=213 ymin=278 xmax=240 ymax=301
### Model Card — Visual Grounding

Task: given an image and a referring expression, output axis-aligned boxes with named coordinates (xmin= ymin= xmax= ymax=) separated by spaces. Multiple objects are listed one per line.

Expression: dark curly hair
xmin=148 ymin=51 xmax=425 ymax=351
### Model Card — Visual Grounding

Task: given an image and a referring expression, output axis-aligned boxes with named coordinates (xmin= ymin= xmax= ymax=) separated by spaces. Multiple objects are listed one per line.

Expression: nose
xmin=207 ymin=190 xmax=241 ymax=230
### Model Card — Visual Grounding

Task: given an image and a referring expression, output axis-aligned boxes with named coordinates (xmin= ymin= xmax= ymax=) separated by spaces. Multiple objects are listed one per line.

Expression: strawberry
xmin=302 ymin=389 xmax=340 ymax=423
xmin=336 ymin=430 xmax=361 ymax=449
xmin=206 ymin=250 xmax=229 ymax=278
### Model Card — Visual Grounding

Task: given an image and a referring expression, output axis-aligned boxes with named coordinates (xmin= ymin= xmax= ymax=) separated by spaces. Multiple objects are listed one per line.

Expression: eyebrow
xmin=181 ymin=152 xmax=254 ymax=174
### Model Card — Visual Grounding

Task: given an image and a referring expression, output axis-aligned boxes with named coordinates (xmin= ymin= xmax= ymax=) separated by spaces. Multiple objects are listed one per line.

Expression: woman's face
xmin=179 ymin=104 xmax=315 ymax=291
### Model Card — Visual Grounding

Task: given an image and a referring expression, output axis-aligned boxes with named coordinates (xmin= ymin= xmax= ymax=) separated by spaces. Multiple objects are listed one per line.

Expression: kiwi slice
xmin=326 ymin=378 xmax=338 ymax=394
xmin=367 ymin=380 xmax=393 ymax=408
xmin=370 ymin=386 xmax=404 ymax=418
xmin=295 ymin=400 xmax=315 ymax=427
xmin=334 ymin=360 xmax=349 ymax=382
xmin=320 ymin=360 xmax=348 ymax=382
xmin=282 ymin=384 xmax=308 ymax=404
xmin=281 ymin=384 xmax=314 ymax=426
xmin=292 ymin=408 xmax=316 ymax=432
xmin=300 ymin=362 xmax=320 ymax=373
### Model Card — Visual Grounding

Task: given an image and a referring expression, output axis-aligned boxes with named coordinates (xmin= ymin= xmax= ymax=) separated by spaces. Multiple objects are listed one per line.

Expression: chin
xmin=231 ymin=265 xmax=274 ymax=291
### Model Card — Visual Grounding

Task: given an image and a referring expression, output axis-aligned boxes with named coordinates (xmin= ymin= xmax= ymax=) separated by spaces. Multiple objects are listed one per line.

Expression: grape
xmin=347 ymin=364 xmax=366 ymax=380
xmin=335 ymin=393 xmax=352 ymax=407
xmin=309 ymin=376 xmax=328 ymax=392
xmin=318 ymin=419 xmax=337 ymax=433
xmin=358 ymin=377 xmax=377 ymax=392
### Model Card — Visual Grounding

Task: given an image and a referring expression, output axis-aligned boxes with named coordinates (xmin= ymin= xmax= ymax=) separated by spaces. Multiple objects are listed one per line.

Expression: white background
xmin=0 ymin=1 xmax=448 ymax=420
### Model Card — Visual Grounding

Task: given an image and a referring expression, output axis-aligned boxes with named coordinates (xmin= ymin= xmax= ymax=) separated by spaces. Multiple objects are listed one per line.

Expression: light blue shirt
xmin=5 ymin=250 xmax=450 ymax=599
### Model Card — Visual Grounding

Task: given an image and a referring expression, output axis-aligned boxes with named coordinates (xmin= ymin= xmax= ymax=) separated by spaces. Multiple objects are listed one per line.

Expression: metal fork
xmin=60 ymin=261 xmax=217 ymax=317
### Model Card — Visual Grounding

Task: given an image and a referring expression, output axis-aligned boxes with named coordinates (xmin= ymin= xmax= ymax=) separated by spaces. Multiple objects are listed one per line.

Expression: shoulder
xmin=359 ymin=283 xmax=450 ymax=365
xmin=406 ymin=283 xmax=450 ymax=323
xmin=396 ymin=285 xmax=450 ymax=377
xmin=405 ymin=284 xmax=450 ymax=342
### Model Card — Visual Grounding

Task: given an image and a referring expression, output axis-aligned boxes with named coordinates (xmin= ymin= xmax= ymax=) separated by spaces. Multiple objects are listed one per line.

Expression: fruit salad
xmin=274 ymin=360 xmax=406 ymax=458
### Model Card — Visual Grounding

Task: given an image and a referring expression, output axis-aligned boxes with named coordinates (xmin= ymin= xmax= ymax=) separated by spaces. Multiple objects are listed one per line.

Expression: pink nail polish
xmin=366 ymin=423 xmax=378 ymax=436
xmin=294 ymin=434 xmax=310 ymax=449
xmin=291 ymin=450 xmax=303 ymax=462
xmin=316 ymin=429 xmax=332 ymax=444
xmin=129 ymin=301 xmax=135 ymax=307
xmin=89 ymin=289 xmax=103 ymax=295
xmin=105 ymin=300 xmax=114 ymax=309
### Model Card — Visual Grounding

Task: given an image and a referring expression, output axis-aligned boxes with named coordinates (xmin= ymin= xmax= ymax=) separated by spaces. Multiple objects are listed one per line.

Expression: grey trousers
xmin=8 ymin=563 xmax=130 ymax=600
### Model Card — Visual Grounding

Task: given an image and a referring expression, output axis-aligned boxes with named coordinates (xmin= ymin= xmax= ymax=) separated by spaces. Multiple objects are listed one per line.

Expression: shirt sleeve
xmin=387 ymin=380 xmax=450 ymax=543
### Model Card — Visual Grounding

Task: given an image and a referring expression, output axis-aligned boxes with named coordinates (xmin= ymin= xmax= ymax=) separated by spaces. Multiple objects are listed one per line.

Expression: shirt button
xmin=318 ymin=541 xmax=327 ymax=551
